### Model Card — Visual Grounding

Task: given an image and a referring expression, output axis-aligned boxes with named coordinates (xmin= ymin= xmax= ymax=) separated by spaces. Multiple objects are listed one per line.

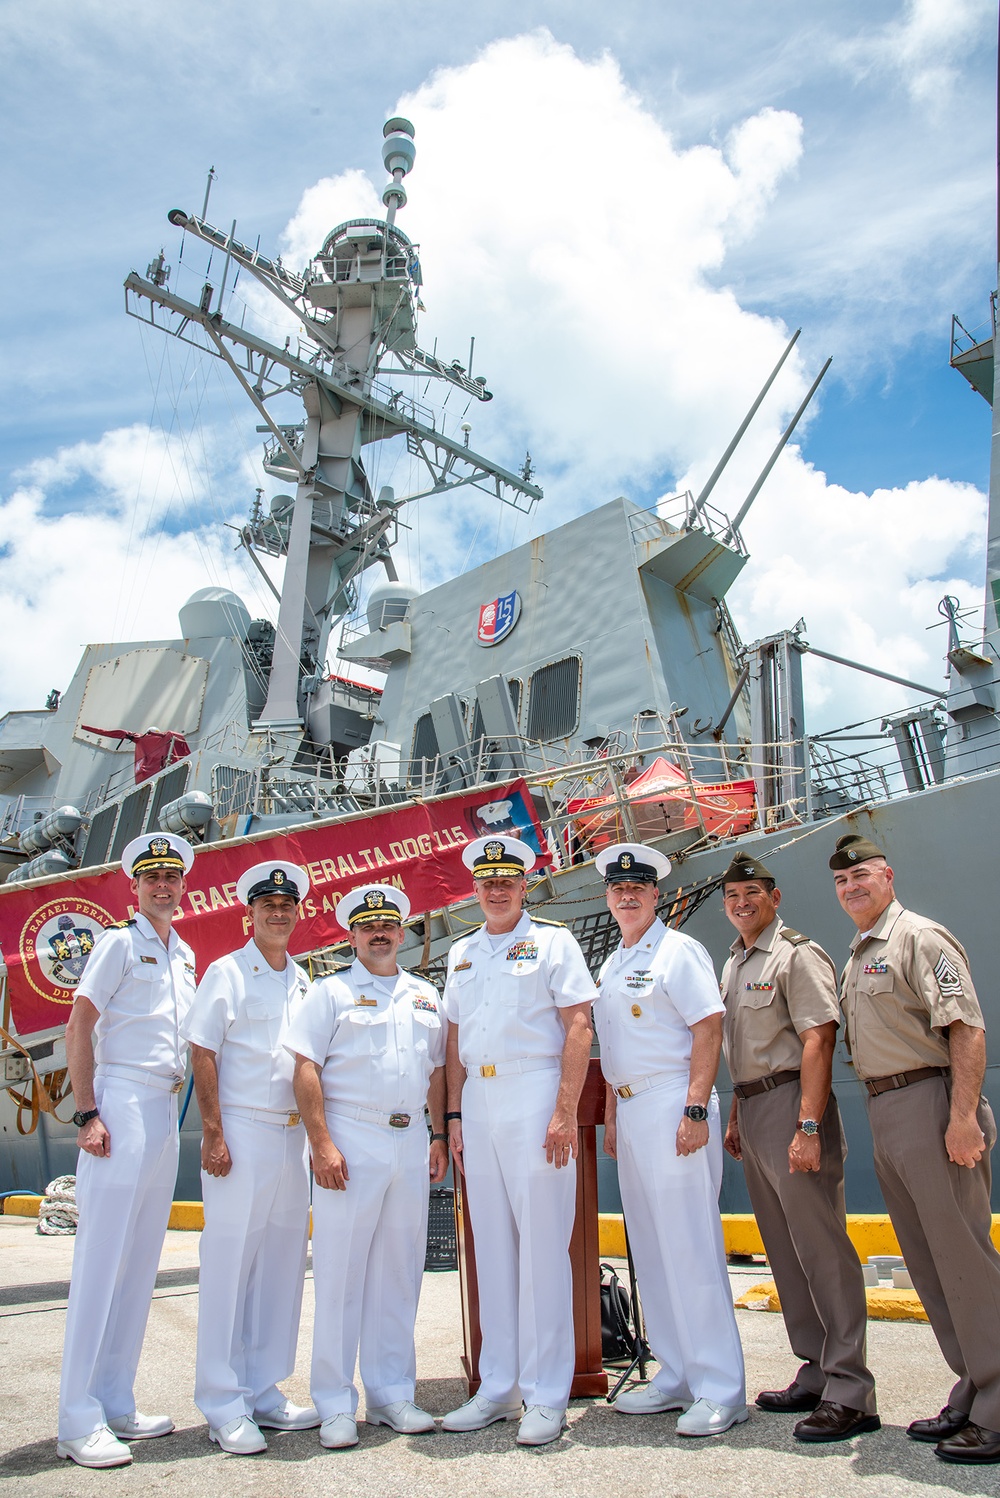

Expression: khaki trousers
xmin=868 ymin=1075 xmax=1000 ymax=1429
xmin=738 ymin=1083 xmax=875 ymax=1412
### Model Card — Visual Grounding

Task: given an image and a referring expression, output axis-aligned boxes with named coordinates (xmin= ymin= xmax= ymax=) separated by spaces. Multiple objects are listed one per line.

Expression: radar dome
xmin=366 ymin=581 xmax=418 ymax=633
xmin=179 ymin=588 xmax=251 ymax=642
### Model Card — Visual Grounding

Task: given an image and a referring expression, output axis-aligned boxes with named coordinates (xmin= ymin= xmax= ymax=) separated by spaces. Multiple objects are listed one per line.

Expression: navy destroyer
xmin=1 ymin=118 xmax=998 ymax=1213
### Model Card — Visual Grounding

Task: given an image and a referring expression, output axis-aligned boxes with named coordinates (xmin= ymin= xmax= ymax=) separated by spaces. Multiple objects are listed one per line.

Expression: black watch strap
xmin=73 ymin=1108 xmax=100 ymax=1128
xmin=683 ymin=1104 xmax=708 ymax=1123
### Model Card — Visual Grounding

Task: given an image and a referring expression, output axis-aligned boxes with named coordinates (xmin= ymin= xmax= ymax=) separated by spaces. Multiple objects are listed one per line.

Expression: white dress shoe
xmin=517 ymin=1405 xmax=568 ymax=1446
xmin=209 ymin=1416 xmax=268 ymax=1454
xmin=320 ymin=1414 xmax=359 ymax=1448
xmin=366 ymin=1400 xmax=436 ymax=1433
xmin=254 ymin=1399 xmax=320 ymax=1431
xmin=613 ymin=1384 xmax=689 ymax=1415
xmin=441 ymin=1394 xmax=522 ymax=1432
xmin=676 ymin=1398 xmax=750 ymax=1437
xmin=107 ymin=1411 xmax=175 ymax=1440
xmin=57 ymin=1426 xmax=132 ymax=1468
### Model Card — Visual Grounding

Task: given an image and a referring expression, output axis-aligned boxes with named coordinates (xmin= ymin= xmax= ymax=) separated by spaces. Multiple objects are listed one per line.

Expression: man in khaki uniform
xmin=720 ymin=853 xmax=877 ymax=1442
xmin=832 ymin=831 xmax=1000 ymax=1466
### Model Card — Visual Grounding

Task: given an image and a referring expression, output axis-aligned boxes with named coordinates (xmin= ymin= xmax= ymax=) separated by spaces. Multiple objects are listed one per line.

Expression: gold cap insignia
xmin=485 ymin=840 xmax=504 ymax=862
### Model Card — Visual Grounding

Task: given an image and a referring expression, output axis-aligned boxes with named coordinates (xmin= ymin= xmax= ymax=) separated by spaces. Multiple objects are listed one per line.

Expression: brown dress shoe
xmin=755 ymin=1382 xmax=821 ymax=1414
xmin=907 ymin=1405 xmax=969 ymax=1443
xmin=793 ymin=1401 xmax=881 ymax=1442
xmin=936 ymin=1422 xmax=1000 ymax=1464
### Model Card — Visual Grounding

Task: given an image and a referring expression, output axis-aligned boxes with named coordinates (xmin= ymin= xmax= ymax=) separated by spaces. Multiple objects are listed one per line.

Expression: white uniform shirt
xmin=284 ymin=960 xmax=446 ymax=1114
xmin=594 ymin=917 xmax=723 ymax=1088
xmin=181 ymin=939 xmax=310 ymax=1111
xmin=442 ymin=913 xmax=597 ymax=1068
xmin=77 ymin=912 xmax=196 ymax=1080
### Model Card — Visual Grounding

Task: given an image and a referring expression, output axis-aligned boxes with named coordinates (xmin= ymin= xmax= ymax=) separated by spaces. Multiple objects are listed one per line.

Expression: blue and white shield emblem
xmin=477 ymin=589 xmax=521 ymax=646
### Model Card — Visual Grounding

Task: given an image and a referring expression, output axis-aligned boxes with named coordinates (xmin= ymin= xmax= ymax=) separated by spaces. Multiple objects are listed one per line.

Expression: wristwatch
xmin=797 ymin=1118 xmax=819 ymax=1136
xmin=683 ymin=1104 xmax=708 ymax=1123
xmin=72 ymin=1108 xmax=100 ymax=1128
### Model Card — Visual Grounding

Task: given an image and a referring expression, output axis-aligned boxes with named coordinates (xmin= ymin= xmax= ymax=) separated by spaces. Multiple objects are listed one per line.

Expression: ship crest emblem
xmin=17 ymin=898 xmax=114 ymax=1008
xmin=476 ymin=589 xmax=521 ymax=647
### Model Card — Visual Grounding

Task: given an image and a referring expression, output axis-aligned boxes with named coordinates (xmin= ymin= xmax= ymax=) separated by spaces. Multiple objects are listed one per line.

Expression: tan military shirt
xmin=721 ymin=916 xmax=840 ymax=1084
xmin=840 ymin=899 xmax=984 ymax=1080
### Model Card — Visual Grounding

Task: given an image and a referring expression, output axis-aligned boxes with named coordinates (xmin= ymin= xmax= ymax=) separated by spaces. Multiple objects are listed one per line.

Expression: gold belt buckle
xmin=389 ymin=1112 xmax=411 ymax=1129
xmin=616 ymin=1084 xmax=633 ymax=1099
xmin=480 ymin=1064 xmax=497 ymax=1078
xmin=287 ymin=1111 xmax=301 ymax=1127
xmin=170 ymin=1078 xmax=184 ymax=1094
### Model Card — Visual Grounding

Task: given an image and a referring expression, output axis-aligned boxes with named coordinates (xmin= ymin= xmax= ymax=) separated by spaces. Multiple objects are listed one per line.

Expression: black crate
xmin=425 ymin=1185 xmax=457 ymax=1271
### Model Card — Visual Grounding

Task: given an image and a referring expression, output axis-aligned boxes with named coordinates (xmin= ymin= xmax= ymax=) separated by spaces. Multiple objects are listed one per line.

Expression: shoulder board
xmin=455 ymin=923 xmax=484 ymax=938
xmin=110 ymin=918 xmax=136 ymax=929
xmin=328 ymin=965 xmax=353 ymax=974
xmin=779 ymin=929 xmax=811 ymax=946
xmin=530 ymin=916 xmax=566 ymax=927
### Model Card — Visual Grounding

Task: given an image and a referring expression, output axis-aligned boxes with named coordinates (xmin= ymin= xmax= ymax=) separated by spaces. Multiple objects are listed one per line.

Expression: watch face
xmin=684 ymin=1105 xmax=708 ymax=1122
xmin=799 ymin=1119 xmax=819 ymax=1136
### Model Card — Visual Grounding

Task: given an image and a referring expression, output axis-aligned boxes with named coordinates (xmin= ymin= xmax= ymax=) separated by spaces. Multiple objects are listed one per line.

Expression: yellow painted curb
xmin=735 ymin=1278 xmax=928 ymax=1323
xmin=596 ymin=1214 xmax=1000 ymax=1260
xmin=2 ymin=1195 xmax=42 ymax=1218
xmin=167 ymin=1201 xmax=204 ymax=1231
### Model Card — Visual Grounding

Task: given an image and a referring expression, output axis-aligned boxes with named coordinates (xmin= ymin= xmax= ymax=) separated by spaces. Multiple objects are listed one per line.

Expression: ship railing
xmin=0 ymin=795 xmax=58 ymax=843
xmin=628 ymin=492 xmax=748 ymax=557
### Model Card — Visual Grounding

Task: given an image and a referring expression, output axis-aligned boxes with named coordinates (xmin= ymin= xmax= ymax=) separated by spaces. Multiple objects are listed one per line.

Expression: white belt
xmin=326 ymin=1102 xmax=420 ymax=1129
xmin=613 ymin=1069 xmax=684 ymax=1100
xmin=97 ymin=1063 xmax=185 ymax=1094
xmin=223 ymin=1103 xmax=302 ymax=1127
xmin=467 ymin=1057 xmax=560 ymax=1079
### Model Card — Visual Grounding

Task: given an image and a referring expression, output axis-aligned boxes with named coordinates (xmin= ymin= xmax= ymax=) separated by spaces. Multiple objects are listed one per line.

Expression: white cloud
xmin=839 ymin=0 xmax=994 ymax=105
xmin=0 ymin=426 xmax=280 ymax=710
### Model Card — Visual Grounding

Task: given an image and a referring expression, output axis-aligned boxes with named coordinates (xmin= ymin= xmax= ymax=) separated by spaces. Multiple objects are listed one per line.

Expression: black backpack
xmin=600 ymin=1261 xmax=635 ymax=1363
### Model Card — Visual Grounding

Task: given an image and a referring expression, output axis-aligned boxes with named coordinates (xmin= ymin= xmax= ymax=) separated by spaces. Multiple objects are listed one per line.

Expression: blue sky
xmin=0 ymin=0 xmax=995 ymax=728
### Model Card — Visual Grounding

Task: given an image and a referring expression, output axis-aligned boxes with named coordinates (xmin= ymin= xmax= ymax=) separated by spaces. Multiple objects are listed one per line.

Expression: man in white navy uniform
xmin=596 ymin=843 xmax=747 ymax=1437
xmin=182 ymin=861 xmax=318 ymax=1454
xmin=441 ymin=836 xmax=597 ymax=1447
xmin=57 ymin=833 xmax=196 ymax=1469
xmin=286 ymin=884 xmax=448 ymax=1450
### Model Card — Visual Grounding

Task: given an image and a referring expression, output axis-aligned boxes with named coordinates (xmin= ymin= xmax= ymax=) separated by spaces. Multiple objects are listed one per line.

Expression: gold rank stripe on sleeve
xmin=933 ymin=950 xmax=965 ymax=999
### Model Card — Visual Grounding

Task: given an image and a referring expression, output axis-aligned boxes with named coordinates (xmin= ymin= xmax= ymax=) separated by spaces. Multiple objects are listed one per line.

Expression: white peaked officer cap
xmin=595 ymin=842 xmax=672 ymax=883
xmin=122 ymin=832 xmax=194 ymax=877
xmin=337 ymin=884 xmax=412 ymax=930
xmin=462 ymin=835 xmax=537 ymax=878
xmin=235 ymin=860 xmax=310 ymax=906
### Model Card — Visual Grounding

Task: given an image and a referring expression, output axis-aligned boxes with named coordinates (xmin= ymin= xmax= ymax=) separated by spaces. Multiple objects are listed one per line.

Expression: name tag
xmin=506 ymin=942 xmax=538 ymax=962
xmin=863 ymin=963 xmax=888 ymax=975
xmin=745 ymin=982 xmax=774 ymax=992
xmin=454 ymin=960 xmax=472 ymax=972
xmin=355 ymin=996 xmax=378 ymax=1007
xmin=140 ymin=955 xmax=158 ymax=965
xmin=413 ymin=997 xmax=438 ymax=1013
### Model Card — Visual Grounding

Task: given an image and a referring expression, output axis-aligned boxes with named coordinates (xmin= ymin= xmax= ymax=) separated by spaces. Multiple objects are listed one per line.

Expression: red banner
xmin=0 ymin=779 xmax=547 ymax=1037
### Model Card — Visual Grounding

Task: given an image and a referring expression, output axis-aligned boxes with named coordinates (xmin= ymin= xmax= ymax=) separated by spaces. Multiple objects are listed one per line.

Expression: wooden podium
xmin=453 ymin=1058 xmax=608 ymax=1398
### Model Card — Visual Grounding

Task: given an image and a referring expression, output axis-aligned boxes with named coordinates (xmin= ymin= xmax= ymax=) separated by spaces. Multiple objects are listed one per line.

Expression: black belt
xmin=864 ymin=1066 xmax=948 ymax=1098
xmin=732 ymin=1069 xmax=800 ymax=1101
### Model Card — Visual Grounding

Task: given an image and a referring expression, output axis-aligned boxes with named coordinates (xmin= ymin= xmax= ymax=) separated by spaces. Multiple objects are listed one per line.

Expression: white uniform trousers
xmin=310 ymin=1113 xmax=429 ymax=1416
xmin=462 ymin=1067 xmax=576 ymax=1409
xmin=616 ymin=1079 xmax=745 ymax=1406
xmin=195 ymin=1113 xmax=310 ymax=1428
xmin=58 ymin=1076 xmax=179 ymax=1440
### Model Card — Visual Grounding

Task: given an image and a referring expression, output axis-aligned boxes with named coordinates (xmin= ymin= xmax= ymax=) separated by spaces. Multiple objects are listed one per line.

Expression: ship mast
xmin=125 ymin=117 xmax=541 ymax=753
